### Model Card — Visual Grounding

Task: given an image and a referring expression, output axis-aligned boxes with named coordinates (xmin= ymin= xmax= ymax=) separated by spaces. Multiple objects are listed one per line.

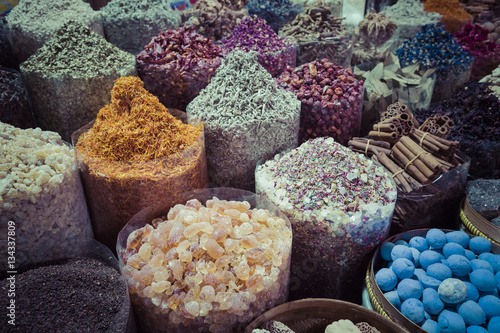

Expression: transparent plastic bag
xmin=72 ymin=111 xmax=207 ymax=253
xmin=116 ymin=187 xmax=292 ymax=333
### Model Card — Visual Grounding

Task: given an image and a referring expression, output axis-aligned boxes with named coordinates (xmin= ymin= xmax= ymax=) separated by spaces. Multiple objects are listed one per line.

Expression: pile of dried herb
xmin=75 ymin=76 xmax=207 ymax=252
xmin=279 ymin=1 xmax=352 ymax=67
xmin=101 ymin=0 xmax=181 ymax=55
xmin=6 ymin=0 xmax=104 ymax=63
xmin=480 ymin=65 xmax=500 ymax=99
xmin=414 ymin=81 xmax=500 ymax=179
xmin=20 ymin=21 xmax=136 ymax=141
xmin=0 ymin=18 xmax=17 ymax=68
xmin=137 ymin=26 xmax=224 ymax=111
xmin=423 ymin=0 xmax=472 ymax=34
xmin=221 ymin=15 xmax=296 ymax=77
xmin=245 ymin=0 xmax=302 ymax=33
xmin=0 ymin=67 xmax=35 ymax=129
xmin=186 ymin=50 xmax=301 ymax=191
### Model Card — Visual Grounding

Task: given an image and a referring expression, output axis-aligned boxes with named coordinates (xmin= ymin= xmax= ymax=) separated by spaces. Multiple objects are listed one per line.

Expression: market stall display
xmin=73 ymin=76 xmax=207 ymax=252
xmin=186 ymin=50 xmax=300 ymax=190
xmin=117 ymin=188 xmax=292 ymax=333
xmin=0 ymin=67 xmax=35 ymax=129
xmin=20 ymin=21 xmax=137 ymax=141
xmin=101 ymin=0 xmax=181 ymax=55
xmin=221 ymin=15 xmax=296 ymax=77
xmin=276 ymin=58 xmax=363 ymax=145
xmin=256 ymin=137 xmax=397 ymax=302
xmin=0 ymin=122 xmax=93 ymax=271
xmin=6 ymin=0 xmax=104 ymax=63
xmin=137 ymin=26 xmax=224 ymax=111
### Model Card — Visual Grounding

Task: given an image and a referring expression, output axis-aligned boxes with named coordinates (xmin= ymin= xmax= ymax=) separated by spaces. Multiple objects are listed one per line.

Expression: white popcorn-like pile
xmin=0 ymin=122 xmax=93 ymax=269
xmin=121 ymin=197 xmax=292 ymax=333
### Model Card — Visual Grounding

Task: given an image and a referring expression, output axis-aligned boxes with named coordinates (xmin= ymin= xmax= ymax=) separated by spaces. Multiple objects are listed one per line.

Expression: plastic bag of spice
xmin=0 ymin=122 xmax=94 ymax=271
xmin=137 ymin=26 xmax=224 ymax=111
xmin=0 ymin=239 xmax=136 ymax=332
xmin=73 ymin=77 xmax=208 ymax=253
xmin=390 ymin=154 xmax=471 ymax=234
xmin=276 ymin=58 xmax=363 ymax=146
xmin=20 ymin=21 xmax=137 ymax=141
xmin=0 ymin=67 xmax=36 ymax=129
xmin=117 ymin=187 xmax=292 ymax=333
xmin=256 ymin=137 xmax=397 ymax=303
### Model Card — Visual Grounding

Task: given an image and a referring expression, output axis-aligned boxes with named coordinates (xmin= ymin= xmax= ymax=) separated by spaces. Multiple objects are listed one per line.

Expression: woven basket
xmin=244 ymin=298 xmax=409 ymax=333
xmin=460 ymin=197 xmax=500 ymax=246
xmin=366 ymin=228 xmax=500 ymax=333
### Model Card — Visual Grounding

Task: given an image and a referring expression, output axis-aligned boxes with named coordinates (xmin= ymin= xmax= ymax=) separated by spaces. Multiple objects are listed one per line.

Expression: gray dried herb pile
xmin=186 ymin=50 xmax=301 ymax=191
xmin=21 ymin=21 xmax=137 ymax=141
xmin=6 ymin=0 xmax=104 ymax=63
xmin=101 ymin=0 xmax=181 ymax=55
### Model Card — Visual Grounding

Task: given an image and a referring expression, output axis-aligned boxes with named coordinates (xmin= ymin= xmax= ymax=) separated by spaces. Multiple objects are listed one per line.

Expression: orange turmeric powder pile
xmin=424 ymin=0 xmax=472 ymax=34
xmin=76 ymin=76 xmax=200 ymax=162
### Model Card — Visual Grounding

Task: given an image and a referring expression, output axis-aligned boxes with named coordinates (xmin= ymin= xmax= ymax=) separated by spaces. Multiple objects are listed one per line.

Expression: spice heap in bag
xmin=276 ymin=58 xmax=363 ymax=145
xmin=0 ymin=67 xmax=35 ymax=129
xmin=423 ymin=0 xmax=472 ymax=34
xmin=6 ymin=0 xmax=104 ymax=63
xmin=187 ymin=50 xmax=300 ymax=190
xmin=137 ymin=26 xmax=224 ymax=111
xmin=256 ymin=137 xmax=397 ymax=302
xmin=0 ymin=122 xmax=93 ymax=270
xmin=74 ymin=76 xmax=207 ymax=252
xmin=280 ymin=1 xmax=352 ymax=67
xmin=221 ymin=15 xmax=296 ymax=77
xmin=245 ymin=0 xmax=301 ymax=33
xmin=121 ymin=197 xmax=292 ymax=333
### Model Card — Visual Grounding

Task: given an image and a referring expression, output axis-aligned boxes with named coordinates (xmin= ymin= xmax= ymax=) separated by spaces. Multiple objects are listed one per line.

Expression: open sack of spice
xmin=245 ymin=0 xmax=302 ymax=33
xmin=72 ymin=76 xmax=208 ymax=253
xmin=0 ymin=67 xmax=36 ymax=129
xmin=349 ymin=102 xmax=470 ymax=234
xmin=279 ymin=0 xmax=353 ymax=68
xmin=355 ymin=52 xmax=436 ymax=136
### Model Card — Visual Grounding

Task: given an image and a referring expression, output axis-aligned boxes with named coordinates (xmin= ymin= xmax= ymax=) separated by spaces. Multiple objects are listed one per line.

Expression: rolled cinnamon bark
xmin=373 ymin=153 xmax=415 ymax=192
xmin=391 ymin=145 xmax=429 ymax=183
xmin=400 ymin=136 xmax=442 ymax=174
xmin=368 ymin=130 xmax=398 ymax=142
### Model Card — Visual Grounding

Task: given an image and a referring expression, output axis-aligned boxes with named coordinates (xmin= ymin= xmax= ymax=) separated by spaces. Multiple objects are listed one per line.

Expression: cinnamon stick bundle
xmin=372 ymin=153 xmax=419 ymax=192
xmin=348 ymin=137 xmax=391 ymax=156
xmin=410 ymin=129 xmax=459 ymax=160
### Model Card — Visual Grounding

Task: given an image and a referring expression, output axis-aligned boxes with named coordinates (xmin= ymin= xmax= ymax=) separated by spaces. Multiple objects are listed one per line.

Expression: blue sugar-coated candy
xmin=375 ymin=268 xmax=398 ymax=292
xmin=395 ymin=239 xmax=409 ymax=246
xmin=414 ymin=268 xmax=427 ymax=280
xmin=465 ymin=249 xmax=477 ymax=261
xmin=470 ymin=269 xmax=497 ymax=292
xmin=496 ymin=272 xmax=500 ymax=290
xmin=458 ymin=300 xmax=486 ymax=326
xmin=380 ymin=242 xmax=395 ymax=261
xmin=423 ymin=288 xmax=445 ymax=315
xmin=439 ymin=278 xmax=467 ymax=304
xmin=488 ymin=316 xmax=500 ymax=332
xmin=392 ymin=258 xmax=415 ymax=279
xmin=424 ymin=311 xmax=432 ymax=320
xmin=428 ymin=263 xmax=453 ymax=281
xmin=479 ymin=289 xmax=499 ymax=298
xmin=401 ymin=298 xmax=425 ymax=324
xmin=447 ymin=254 xmax=472 ymax=277
xmin=427 ymin=229 xmax=447 ymax=249
xmin=438 ymin=309 xmax=466 ymax=333
xmin=469 ymin=237 xmax=492 ymax=255
xmin=464 ymin=282 xmax=480 ymax=302
xmin=446 ymin=231 xmax=470 ymax=248
xmin=398 ymin=278 xmax=423 ymax=300
xmin=471 ymin=259 xmax=494 ymax=273
xmin=391 ymin=244 xmax=414 ymax=261
xmin=479 ymin=253 xmax=500 ymax=273
xmin=421 ymin=274 xmax=442 ymax=290
xmin=410 ymin=236 xmax=428 ymax=252
xmin=411 ymin=248 xmax=421 ymax=267
xmin=478 ymin=295 xmax=500 ymax=319
xmin=422 ymin=319 xmax=440 ymax=333
xmin=443 ymin=243 xmax=466 ymax=258
xmin=466 ymin=326 xmax=488 ymax=333
xmin=384 ymin=290 xmax=401 ymax=309
xmin=421 ymin=250 xmax=444 ymax=270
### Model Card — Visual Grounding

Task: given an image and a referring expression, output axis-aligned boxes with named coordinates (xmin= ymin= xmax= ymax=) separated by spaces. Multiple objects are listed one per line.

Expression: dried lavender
xmin=21 ymin=21 xmax=137 ymax=141
xmin=186 ymin=50 xmax=301 ymax=191
xmin=221 ymin=15 xmax=296 ymax=77
xmin=415 ymin=81 xmax=500 ymax=179
xmin=0 ymin=68 xmax=35 ymax=129
xmin=397 ymin=23 xmax=473 ymax=103
xmin=6 ymin=0 xmax=104 ymax=63
xmin=245 ymin=0 xmax=302 ymax=33
xmin=381 ymin=0 xmax=442 ymax=51
xmin=101 ymin=0 xmax=181 ymax=55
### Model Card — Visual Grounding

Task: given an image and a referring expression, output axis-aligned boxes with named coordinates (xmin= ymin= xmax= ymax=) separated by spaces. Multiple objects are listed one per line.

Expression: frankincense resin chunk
xmin=122 ymin=197 xmax=292 ymax=332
